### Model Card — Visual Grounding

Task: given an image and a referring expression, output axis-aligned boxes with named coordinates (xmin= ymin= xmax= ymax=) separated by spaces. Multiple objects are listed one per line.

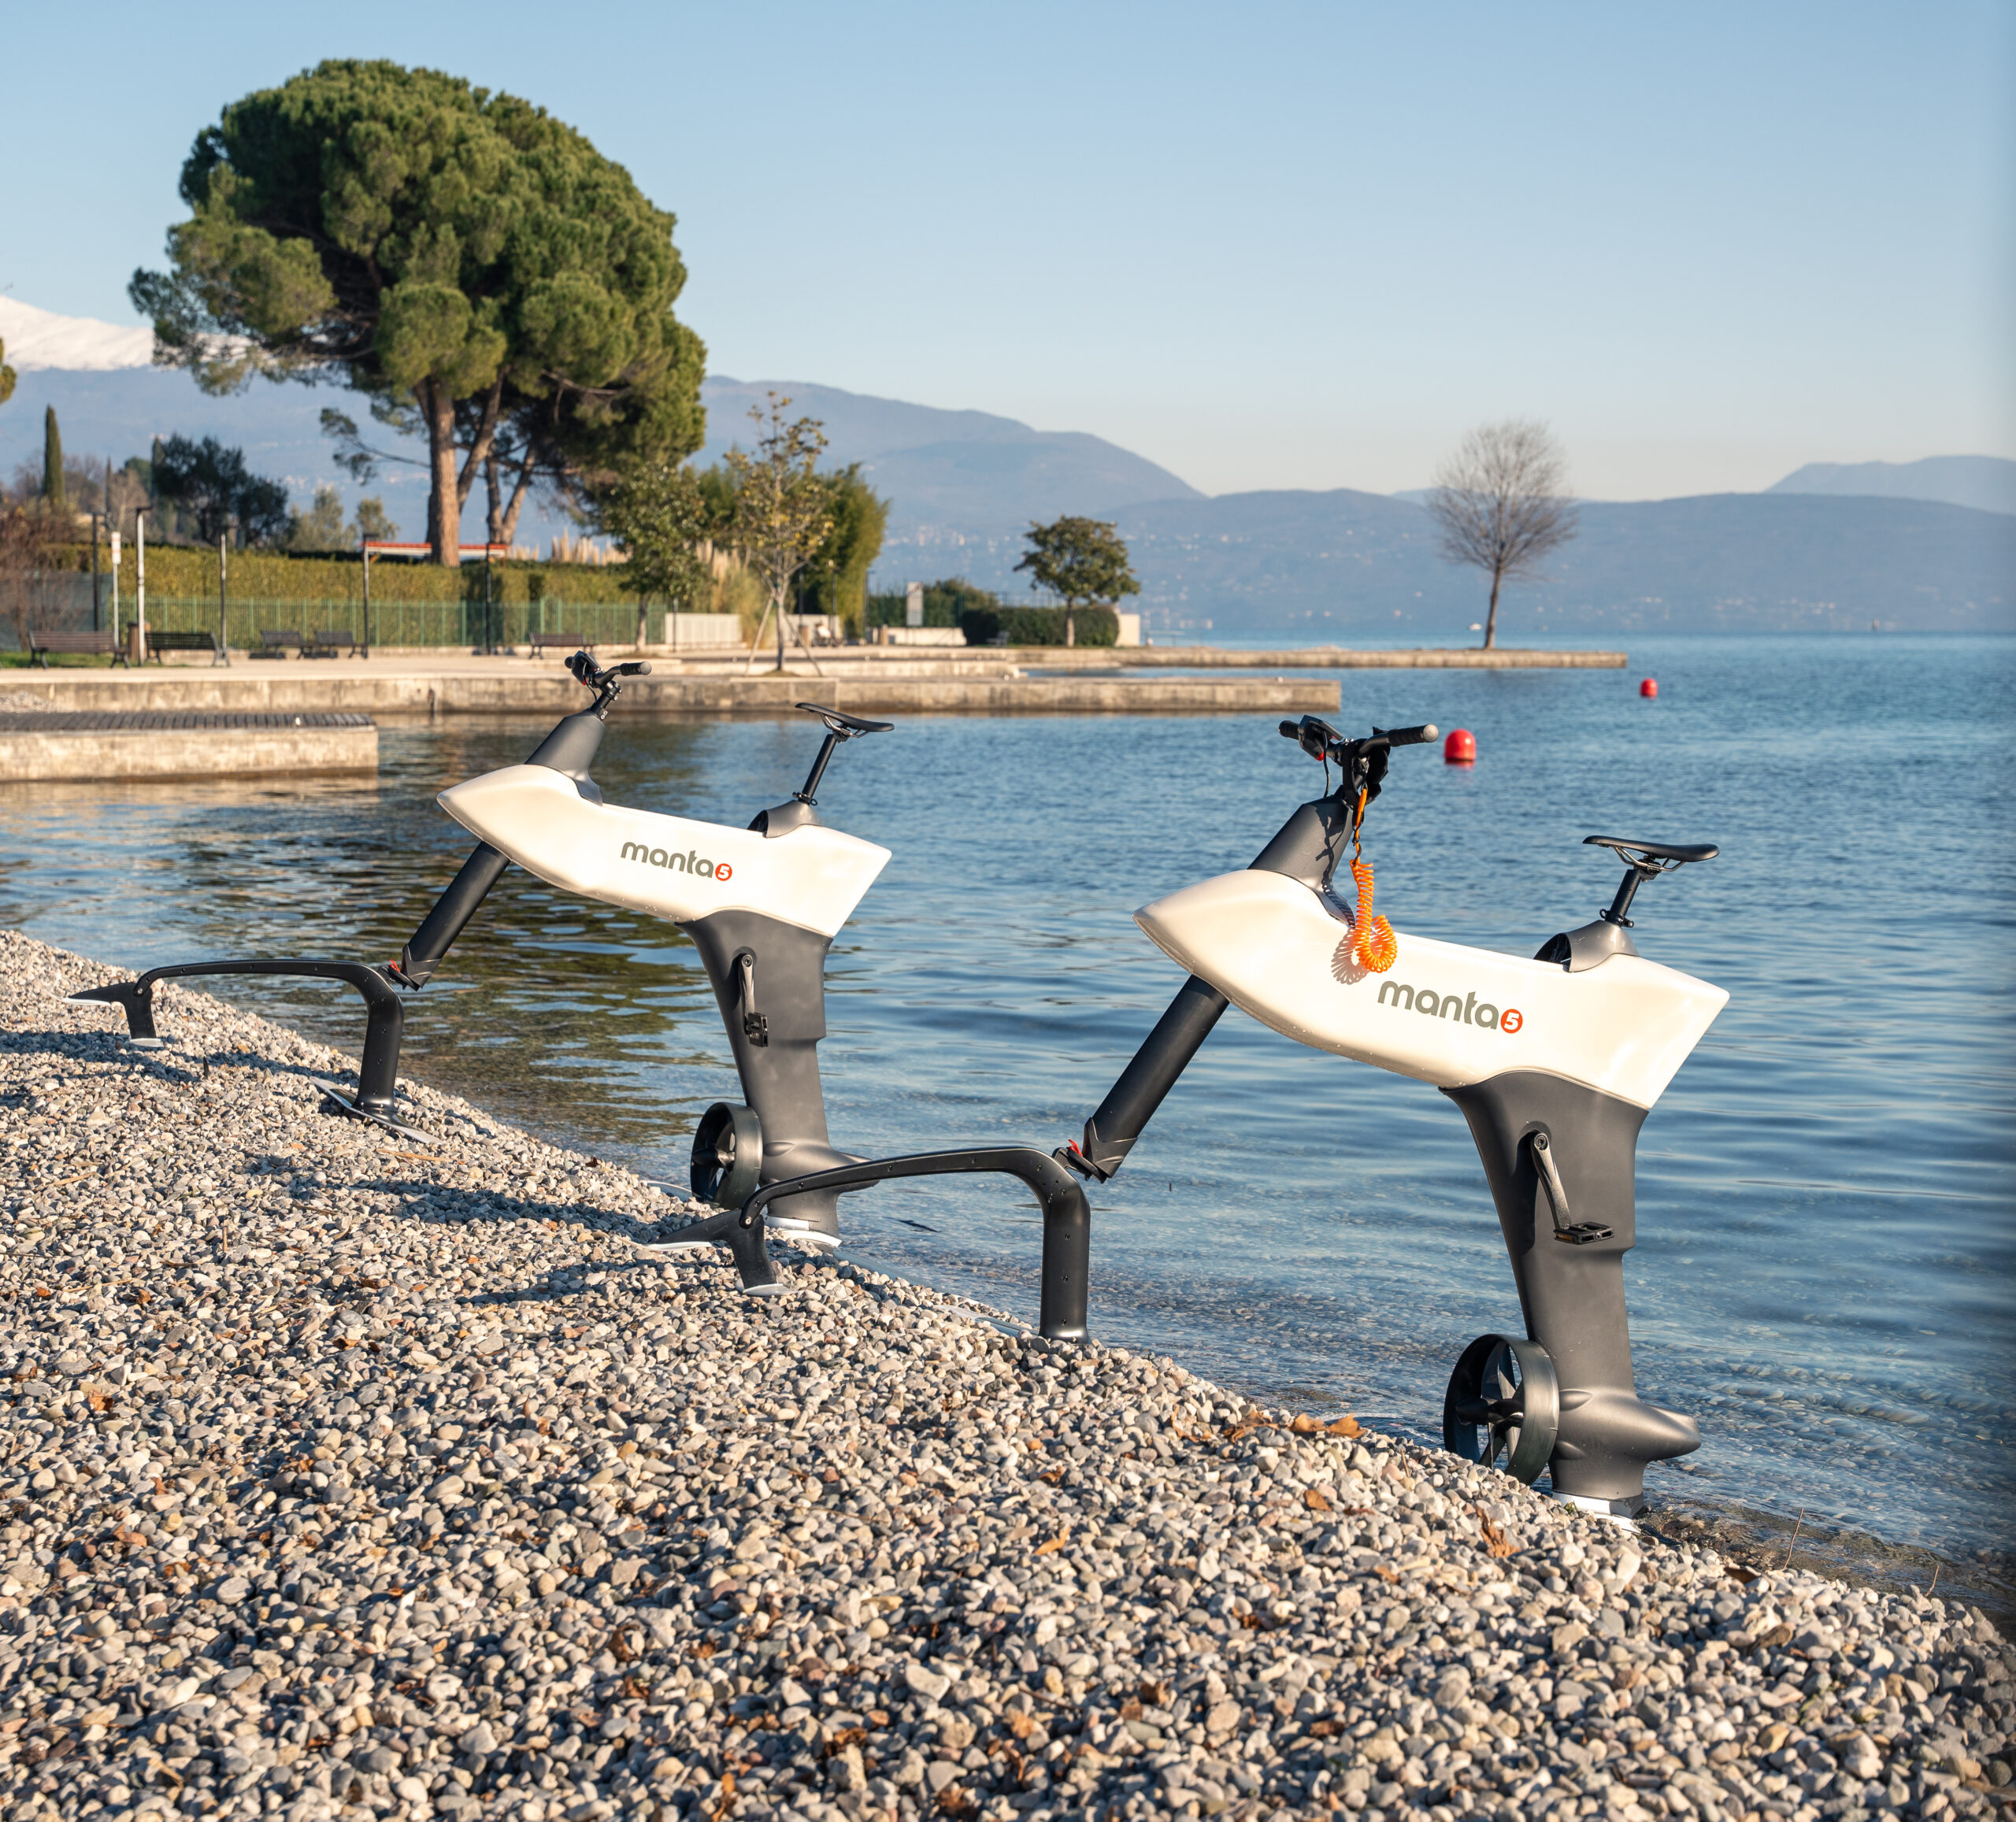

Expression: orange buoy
xmin=1640 ymin=678 xmax=1658 ymax=698
xmin=1443 ymin=728 xmax=1476 ymax=764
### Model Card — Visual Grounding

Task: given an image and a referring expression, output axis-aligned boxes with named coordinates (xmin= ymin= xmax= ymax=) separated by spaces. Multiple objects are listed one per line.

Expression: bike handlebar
xmin=1277 ymin=716 xmax=1439 ymax=763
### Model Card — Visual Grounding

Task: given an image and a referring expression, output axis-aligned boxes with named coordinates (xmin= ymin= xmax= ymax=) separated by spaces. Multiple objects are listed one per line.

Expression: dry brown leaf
xmin=1034 ymin=1533 xmax=1069 ymax=1556
xmin=1304 ymin=1487 xmax=1332 ymax=1513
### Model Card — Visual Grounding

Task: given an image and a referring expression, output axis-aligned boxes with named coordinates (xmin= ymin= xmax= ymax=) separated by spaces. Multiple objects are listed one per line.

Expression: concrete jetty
xmin=0 ymin=709 xmax=377 ymax=783
xmin=2 ymin=657 xmax=1340 ymax=718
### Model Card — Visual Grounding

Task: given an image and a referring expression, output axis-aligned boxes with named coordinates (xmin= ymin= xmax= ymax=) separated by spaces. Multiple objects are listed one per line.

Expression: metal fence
xmin=0 ymin=579 xmax=652 ymax=652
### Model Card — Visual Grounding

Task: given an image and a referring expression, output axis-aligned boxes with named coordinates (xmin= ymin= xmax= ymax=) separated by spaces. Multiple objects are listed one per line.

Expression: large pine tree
xmin=131 ymin=61 xmax=705 ymax=565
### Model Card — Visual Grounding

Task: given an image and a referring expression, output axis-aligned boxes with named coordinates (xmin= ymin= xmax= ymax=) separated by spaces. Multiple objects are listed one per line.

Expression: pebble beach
xmin=1 ymin=930 xmax=2009 ymax=1822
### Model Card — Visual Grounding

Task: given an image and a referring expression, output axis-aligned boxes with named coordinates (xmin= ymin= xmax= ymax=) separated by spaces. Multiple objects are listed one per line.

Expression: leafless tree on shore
xmin=1426 ymin=420 xmax=1578 ymax=649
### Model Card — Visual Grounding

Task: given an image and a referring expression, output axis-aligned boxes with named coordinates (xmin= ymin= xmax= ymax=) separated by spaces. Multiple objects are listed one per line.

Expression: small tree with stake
xmin=598 ymin=457 xmax=717 ymax=649
xmin=725 ymin=394 xmax=832 ymax=675
xmin=1014 ymin=516 xmax=1139 ymax=647
xmin=1425 ymin=420 xmax=1578 ymax=650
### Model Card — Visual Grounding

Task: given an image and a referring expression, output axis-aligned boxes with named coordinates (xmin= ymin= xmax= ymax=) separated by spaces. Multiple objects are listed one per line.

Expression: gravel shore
xmin=2 ymin=930 xmax=2009 ymax=1822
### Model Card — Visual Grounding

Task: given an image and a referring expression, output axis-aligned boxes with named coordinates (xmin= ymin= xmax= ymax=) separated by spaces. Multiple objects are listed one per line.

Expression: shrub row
xmin=958 ymin=605 xmax=1119 ymax=647
xmin=42 ymin=542 xmax=643 ymax=605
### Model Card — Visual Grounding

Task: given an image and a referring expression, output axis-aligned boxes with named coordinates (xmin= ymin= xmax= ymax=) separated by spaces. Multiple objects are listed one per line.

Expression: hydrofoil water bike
xmin=698 ymin=713 xmax=1725 ymax=1514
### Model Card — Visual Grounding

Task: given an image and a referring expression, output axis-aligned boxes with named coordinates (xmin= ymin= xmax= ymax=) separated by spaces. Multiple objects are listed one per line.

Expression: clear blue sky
xmin=2 ymin=2 xmax=2009 ymax=500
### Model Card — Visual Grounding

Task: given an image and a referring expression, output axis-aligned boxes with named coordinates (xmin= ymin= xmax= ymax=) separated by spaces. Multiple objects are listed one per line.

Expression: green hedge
xmin=865 ymin=577 xmax=999 ymax=629
xmin=135 ymin=596 xmax=646 ymax=650
xmin=958 ymin=604 xmax=1118 ymax=647
xmin=46 ymin=542 xmax=644 ymax=605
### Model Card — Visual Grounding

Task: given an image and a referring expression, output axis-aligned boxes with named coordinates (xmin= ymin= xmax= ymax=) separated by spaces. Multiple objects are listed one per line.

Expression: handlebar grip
xmin=1381 ymin=724 xmax=1438 ymax=747
xmin=1277 ymin=720 xmax=1301 ymax=739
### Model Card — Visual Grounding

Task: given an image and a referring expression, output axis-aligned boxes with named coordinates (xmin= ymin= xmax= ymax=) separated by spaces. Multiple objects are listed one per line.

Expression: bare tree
xmin=1425 ymin=420 xmax=1578 ymax=648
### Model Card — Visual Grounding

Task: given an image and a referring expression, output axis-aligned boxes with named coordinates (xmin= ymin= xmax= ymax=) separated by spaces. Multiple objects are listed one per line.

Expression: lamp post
xmin=134 ymin=509 xmax=147 ymax=665
xmin=217 ymin=531 xmax=232 ymax=666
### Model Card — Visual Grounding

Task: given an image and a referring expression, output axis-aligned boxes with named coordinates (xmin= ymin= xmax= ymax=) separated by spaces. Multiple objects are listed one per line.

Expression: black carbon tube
xmin=1077 ymin=973 xmax=1231 ymax=1179
xmin=396 ymin=842 xmax=511 ymax=987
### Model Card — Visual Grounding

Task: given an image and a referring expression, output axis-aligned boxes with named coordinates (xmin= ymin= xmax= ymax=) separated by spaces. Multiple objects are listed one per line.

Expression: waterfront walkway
xmin=3 ymin=651 xmax=1343 ymax=717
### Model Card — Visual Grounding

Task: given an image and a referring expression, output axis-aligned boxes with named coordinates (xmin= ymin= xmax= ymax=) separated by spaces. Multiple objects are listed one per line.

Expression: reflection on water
xmin=2 ymin=635 xmax=2010 ymax=1617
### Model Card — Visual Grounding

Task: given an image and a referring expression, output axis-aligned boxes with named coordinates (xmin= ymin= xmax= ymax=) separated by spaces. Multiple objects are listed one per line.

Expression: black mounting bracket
xmin=643 ymin=1144 xmax=1091 ymax=1338
xmin=68 ymin=959 xmax=429 ymax=1142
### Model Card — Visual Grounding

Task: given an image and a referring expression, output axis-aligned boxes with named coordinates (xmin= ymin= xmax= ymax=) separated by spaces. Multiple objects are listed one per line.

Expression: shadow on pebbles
xmin=0 ymin=930 xmax=2009 ymax=1822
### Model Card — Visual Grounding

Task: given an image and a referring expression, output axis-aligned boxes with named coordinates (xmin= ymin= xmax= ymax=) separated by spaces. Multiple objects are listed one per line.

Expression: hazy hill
xmin=923 ymin=488 xmax=2014 ymax=638
xmin=0 ymin=366 xmax=439 ymax=539
xmin=0 ymin=357 xmax=1201 ymax=553
xmin=699 ymin=376 xmax=1201 ymax=534
xmin=1767 ymin=454 xmax=2015 ymax=517
xmin=1 ymin=302 xmax=2003 ymax=635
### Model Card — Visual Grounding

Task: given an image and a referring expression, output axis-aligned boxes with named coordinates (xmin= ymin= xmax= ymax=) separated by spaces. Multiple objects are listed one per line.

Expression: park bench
xmin=527 ymin=631 xmax=591 ymax=656
xmin=250 ymin=629 xmax=305 ymax=660
xmin=28 ymin=629 xmax=127 ymax=668
xmin=145 ymin=629 xmax=220 ymax=665
xmin=309 ymin=629 xmax=358 ymax=658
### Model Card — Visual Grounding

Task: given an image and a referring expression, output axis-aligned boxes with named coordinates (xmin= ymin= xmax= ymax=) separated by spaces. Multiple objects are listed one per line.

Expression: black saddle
xmin=1584 ymin=835 xmax=1718 ymax=866
xmin=798 ymin=702 xmax=894 ymax=738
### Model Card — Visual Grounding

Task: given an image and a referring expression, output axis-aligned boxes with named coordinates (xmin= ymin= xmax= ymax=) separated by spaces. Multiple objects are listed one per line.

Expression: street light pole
xmin=135 ymin=509 xmax=147 ymax=665
xmin=217 ymin=531 xmax=232 ymax=666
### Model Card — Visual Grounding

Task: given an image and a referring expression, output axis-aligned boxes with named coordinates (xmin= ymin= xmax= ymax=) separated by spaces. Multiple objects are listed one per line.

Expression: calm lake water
xmin=3 ymin=635 xmax=2010 ymax=1610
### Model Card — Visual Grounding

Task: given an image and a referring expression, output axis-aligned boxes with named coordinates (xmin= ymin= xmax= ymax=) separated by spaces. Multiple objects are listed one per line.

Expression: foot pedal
xmin=312 ymin=1079 xmax=434 ymax=1145
xmin=1529 ymin=1131 xmax=1610 ymax=1246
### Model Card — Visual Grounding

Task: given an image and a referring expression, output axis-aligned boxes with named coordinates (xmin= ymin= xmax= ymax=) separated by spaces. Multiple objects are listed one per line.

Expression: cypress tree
xmin=43 ymin=407 xmax=65 ymax=509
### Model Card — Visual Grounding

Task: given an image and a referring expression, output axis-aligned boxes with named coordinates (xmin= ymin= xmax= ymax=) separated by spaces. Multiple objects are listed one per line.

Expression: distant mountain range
xmin=1767 ymin=454 xmax=2016 ymax=517
xmin=699 ymin=377 xmax=1200 ymax=531
xmin=2 ymin=298 xmax=2008 ymax=635
xmin=1087 ymin=488 xmax=2011 ymax=636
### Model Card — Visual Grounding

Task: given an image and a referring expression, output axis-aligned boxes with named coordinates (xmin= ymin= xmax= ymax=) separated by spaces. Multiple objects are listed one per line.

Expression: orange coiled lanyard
xmin=1344 ymin=787 xmax=1398 ymax=973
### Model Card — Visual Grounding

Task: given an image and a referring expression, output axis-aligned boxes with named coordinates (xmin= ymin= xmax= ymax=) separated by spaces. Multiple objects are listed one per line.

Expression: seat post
xmin=1602 ymin=861 xmax=1653 ymax=928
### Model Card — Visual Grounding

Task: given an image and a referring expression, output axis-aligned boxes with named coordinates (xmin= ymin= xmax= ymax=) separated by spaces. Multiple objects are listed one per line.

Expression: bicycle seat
xmin=798 ymin=703 xmax=894 ymax=737
xmin=1584 ymin=835 xmax=1718 ymax=865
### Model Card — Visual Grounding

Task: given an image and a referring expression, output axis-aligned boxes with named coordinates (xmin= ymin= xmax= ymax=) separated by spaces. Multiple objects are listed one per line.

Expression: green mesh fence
xmin=134 ymin=598 xmax=647 ymax=650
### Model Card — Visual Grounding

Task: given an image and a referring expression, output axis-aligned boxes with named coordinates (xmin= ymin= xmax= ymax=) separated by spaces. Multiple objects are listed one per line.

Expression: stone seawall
xmin=1 ymin=674 xmax=1339 ymax=718
xmin=0 ymin=711 xmax=376 ymax=783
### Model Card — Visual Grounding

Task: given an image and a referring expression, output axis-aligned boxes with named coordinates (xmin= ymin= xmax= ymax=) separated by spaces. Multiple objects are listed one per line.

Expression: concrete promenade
xmin=2 ymin=654 xmax=1340 ymax=717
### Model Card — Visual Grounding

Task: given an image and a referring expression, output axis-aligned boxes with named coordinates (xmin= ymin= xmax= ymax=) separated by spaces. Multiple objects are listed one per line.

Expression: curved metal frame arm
xmin=656 ymin=1145 xmax=1091 ymax=1338
xmin=69 ymin=959 xmax=413 ymax=1132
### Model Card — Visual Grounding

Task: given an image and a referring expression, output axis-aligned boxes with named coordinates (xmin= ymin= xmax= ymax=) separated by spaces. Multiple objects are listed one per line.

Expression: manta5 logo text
xmin=1377 ymin=980 xmax=1522 ymax=1033
xmin=620 ymin=841 xmax=732 ymax=883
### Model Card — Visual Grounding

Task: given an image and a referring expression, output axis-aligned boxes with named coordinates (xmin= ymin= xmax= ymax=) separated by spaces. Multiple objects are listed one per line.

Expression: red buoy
xmin=1443 ymin=728 xmax=1476 ymax=764
xmin=1640 ymin=678 xmax=1658 ymax=698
